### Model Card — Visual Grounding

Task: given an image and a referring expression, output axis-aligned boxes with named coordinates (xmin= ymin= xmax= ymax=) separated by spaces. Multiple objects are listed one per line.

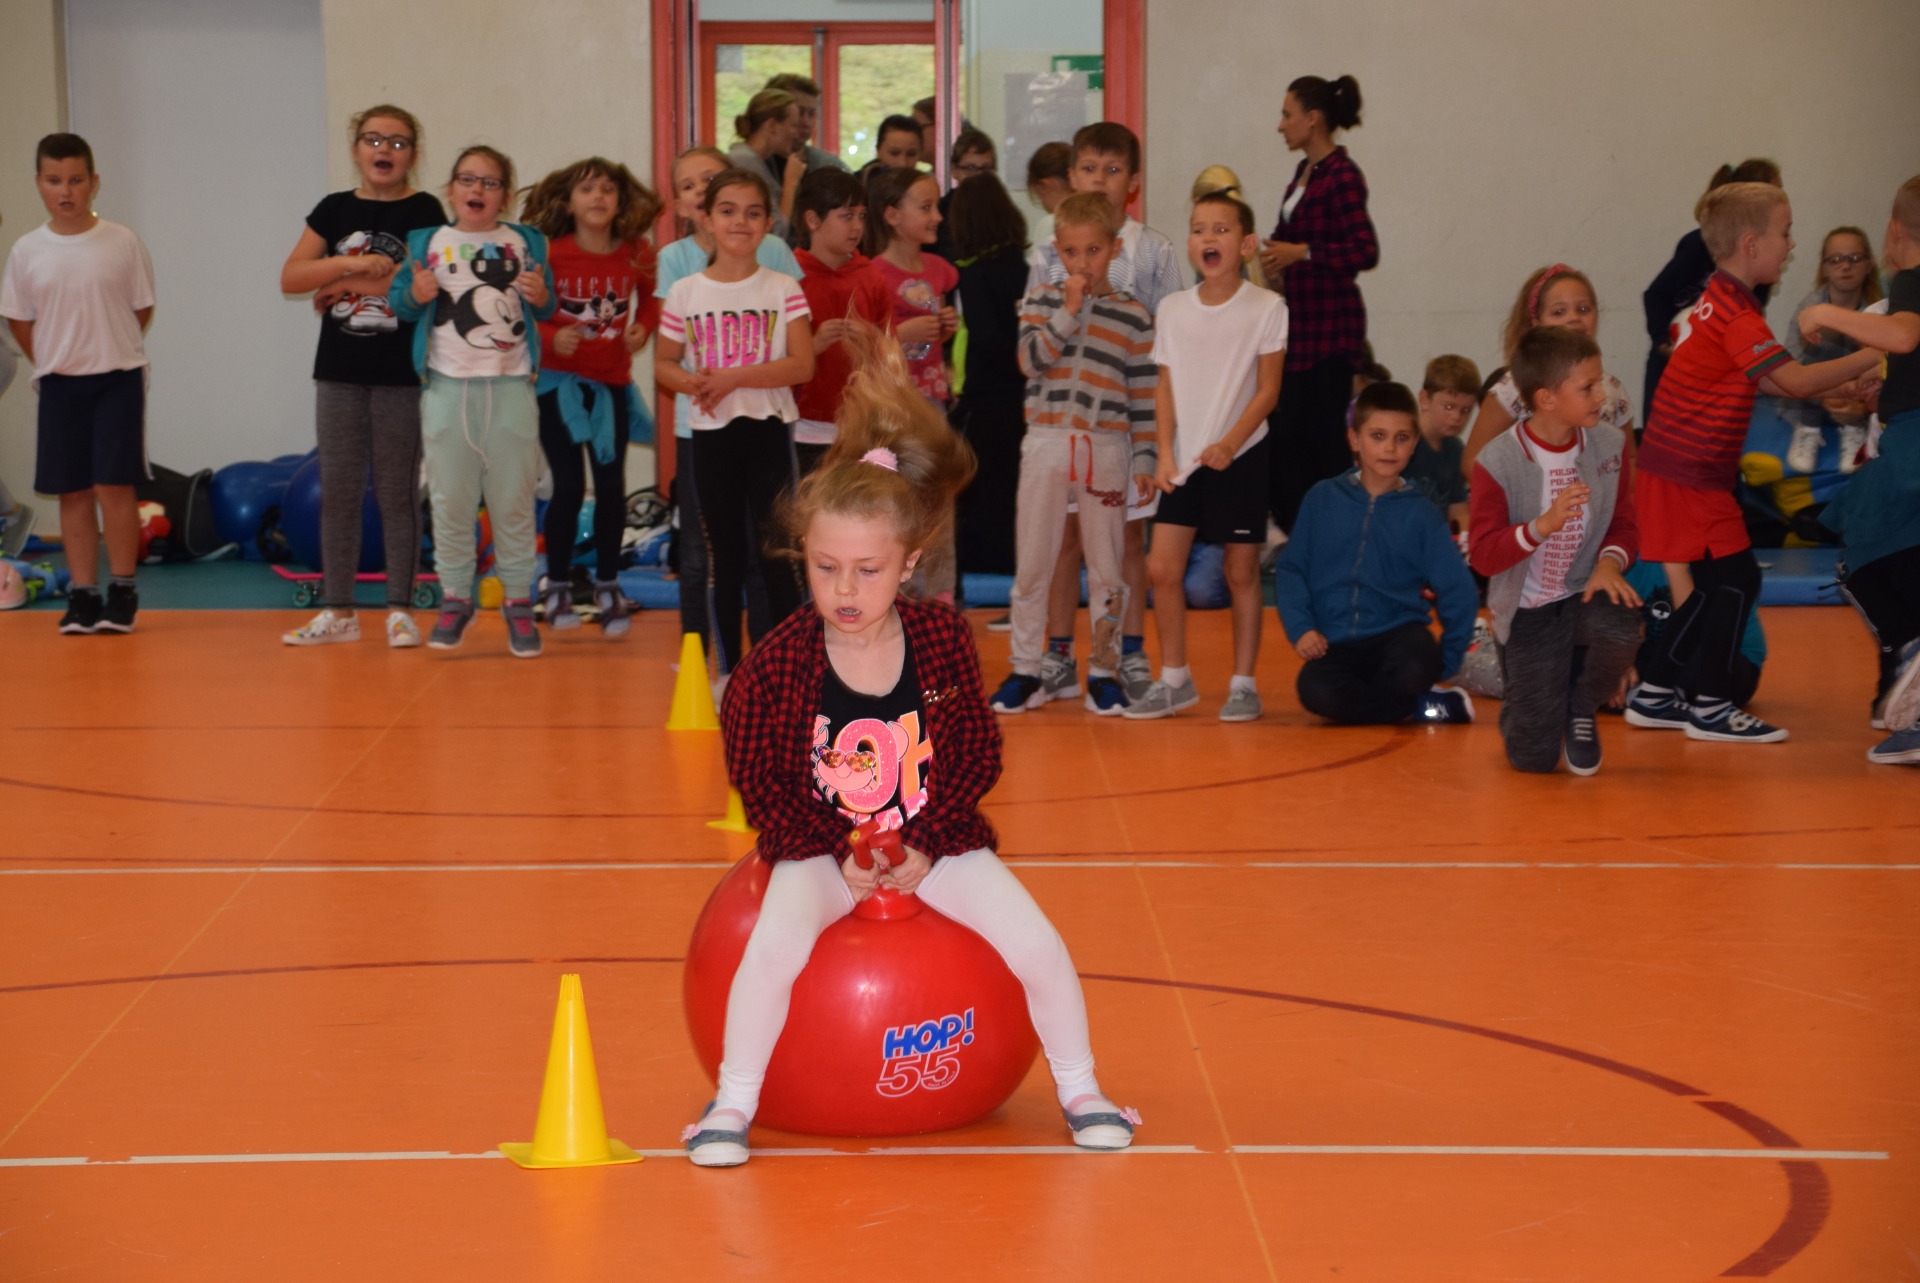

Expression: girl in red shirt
xmin=525 ymin=158 xmax=660 ymax=635
xmin=682 ymin=333 xmax=1139 ymax=1167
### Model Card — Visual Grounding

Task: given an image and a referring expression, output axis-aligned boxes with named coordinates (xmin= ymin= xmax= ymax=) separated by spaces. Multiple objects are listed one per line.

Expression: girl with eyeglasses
xmin=278 ymin=104 xmax=445 ymax=649
xmin=1780 ymin=227 xmax=1884 ymax=475
xmin=389 ymin=144 xmax=556 ymax=657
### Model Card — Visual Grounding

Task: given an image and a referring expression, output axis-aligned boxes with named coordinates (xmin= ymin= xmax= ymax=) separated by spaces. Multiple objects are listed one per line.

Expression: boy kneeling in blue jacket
xmin=1275 ymin=382 xmax=1481 ymax=725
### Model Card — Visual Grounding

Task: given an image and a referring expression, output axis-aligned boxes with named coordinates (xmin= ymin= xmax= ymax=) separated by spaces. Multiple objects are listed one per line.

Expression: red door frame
xmin=647 ymin=0 xmax=1145 ymax=483
xmin=697 ymin=21 xmax=935 ymax=157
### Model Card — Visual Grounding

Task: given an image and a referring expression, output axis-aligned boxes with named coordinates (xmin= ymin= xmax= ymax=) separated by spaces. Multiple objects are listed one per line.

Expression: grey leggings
xmin=1498 ymin=596 xmax=1643 ymax=773
xmin=315 ymin=381 xmax=422 ymax=609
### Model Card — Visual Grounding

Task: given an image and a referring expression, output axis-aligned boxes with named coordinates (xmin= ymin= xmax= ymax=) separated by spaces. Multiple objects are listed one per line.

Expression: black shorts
xmin=1154 ymin=435 xmax=1271 ymax=543
xmin=35 ymin=368 xmax=149 ymax=494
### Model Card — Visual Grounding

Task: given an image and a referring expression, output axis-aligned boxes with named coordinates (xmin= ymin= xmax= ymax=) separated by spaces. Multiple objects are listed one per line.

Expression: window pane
xmin=714 ymin=44 xmax=812 ymax=146
xmin=836 ymin=44 xmax=934 ymax=168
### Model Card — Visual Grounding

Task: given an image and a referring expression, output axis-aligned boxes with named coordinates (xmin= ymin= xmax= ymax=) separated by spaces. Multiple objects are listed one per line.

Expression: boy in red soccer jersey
xmin=1627 ymin=183 xmax=1882 ymax=742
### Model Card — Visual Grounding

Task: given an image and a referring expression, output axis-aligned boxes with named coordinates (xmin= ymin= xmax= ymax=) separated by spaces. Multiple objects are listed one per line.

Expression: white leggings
xmin=714 ymin=849 xmax=1100 ymax=1119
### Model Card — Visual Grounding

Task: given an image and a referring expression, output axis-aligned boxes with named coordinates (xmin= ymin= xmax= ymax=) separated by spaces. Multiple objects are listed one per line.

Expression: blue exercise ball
xmin=1184 ymin=541 xmax=1231 ymax=610
xmin=282 ymin=454 xmax=384 ymax=574
xmin=210 ymin=459 xmax=302 ymax=561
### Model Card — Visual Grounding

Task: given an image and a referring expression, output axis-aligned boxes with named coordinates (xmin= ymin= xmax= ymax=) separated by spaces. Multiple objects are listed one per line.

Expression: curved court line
xmin=0 ymin=773 xmax=714 ymax=821
xmin=1080 ymin=974 xmax=1825 ymax=1278
xmin=989 ymin=731 xmax=1414 ymax=807
xmin=0 ymin=954 xmax=1832 ymax=1273
xmin=0 ymin=736 xmax=1410 ymax=820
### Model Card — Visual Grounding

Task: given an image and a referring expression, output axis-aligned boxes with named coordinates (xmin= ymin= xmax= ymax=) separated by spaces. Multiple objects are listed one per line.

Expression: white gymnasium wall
xmin=1143 ymin=0 xmax=1920 ymax=410
xmin=318 ymin=0 xmax=657 ymax=491
xmin=66 ymin=0 xmax=329 ymax=471
xmin=0 ymin=2 xmax=65 ymax=537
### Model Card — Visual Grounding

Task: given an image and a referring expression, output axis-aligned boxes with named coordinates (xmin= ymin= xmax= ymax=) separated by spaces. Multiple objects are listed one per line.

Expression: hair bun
xmin=1330 ymin=75 xmax=1363 ymax=130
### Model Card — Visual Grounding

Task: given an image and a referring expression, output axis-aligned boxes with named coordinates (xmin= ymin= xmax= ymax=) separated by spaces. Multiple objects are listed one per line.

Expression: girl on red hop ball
xmin=682 ymin=328 xmax=1140 ymax=1168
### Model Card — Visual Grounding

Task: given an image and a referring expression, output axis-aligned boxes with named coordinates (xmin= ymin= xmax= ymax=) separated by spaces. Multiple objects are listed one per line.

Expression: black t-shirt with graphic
xmin=1880 ymin=268 xmax=1919 ymax=421
xmin=810 ymin=639 xmax=933 ymax=832
xmin=305 ymin=190 xmax=446 ymax=386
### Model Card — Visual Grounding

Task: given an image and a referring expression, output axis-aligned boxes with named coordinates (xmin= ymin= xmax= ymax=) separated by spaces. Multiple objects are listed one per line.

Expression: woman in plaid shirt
xmin=682 ymin=334 xmax=1139 ymax=1167
xmin=1259 ymin=74 xmax=1380 ymax=532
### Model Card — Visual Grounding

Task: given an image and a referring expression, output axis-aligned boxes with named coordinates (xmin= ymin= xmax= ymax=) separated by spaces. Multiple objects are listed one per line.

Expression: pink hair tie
xmin=861 ymin=447 xmax=899 ymax=473
xmin=1528 ymin=263 xmax=1575 ymax=321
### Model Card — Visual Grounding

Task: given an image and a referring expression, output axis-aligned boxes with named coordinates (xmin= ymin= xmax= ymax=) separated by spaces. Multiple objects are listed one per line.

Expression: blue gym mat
xmin=1754 ymin=547 xmax=1844 ymax=606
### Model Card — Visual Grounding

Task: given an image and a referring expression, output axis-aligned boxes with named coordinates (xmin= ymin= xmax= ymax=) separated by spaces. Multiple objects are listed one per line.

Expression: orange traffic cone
xmin=706 ymin=787 xmax=754 ymax=834
xmin=500 ymin=974 xmax=642 ymax=1169
xmin=666 ymin=632 xmax=719 ymax=731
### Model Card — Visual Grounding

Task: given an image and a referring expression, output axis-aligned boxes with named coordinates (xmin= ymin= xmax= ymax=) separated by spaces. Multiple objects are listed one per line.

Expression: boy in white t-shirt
xmin=1124 ymin=191 xmax=1287 ymax=721
xmin=0 ymin=133 xmax=155 ymax=635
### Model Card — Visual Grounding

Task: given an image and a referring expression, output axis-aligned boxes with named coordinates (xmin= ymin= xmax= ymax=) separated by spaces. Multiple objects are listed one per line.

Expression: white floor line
xmin=5 ymin=861 xmax=1918 ymax=878
xmin=0 ymin=1143 xmax=1884 ymax=1168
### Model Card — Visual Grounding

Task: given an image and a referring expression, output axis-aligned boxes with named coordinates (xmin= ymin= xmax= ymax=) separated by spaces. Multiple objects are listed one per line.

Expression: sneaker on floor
xmin=58 ymin=590 xmax=103 ymax=635
xmin=98 ymin=582 xmax=138 ymax=634
xmin=991 ymin=672 xmax=1047 ymax=714
xmin=1623 ymin=683 xmax=1690 ymax=729
xmin=985 ymin=612 xmax=1011 ymax=632
xmin=593 ymin=581 xmax=632 ymax=638
xmin=1685 ymin=703 xmax=1788 ymax=743
xmin=502 ymin=597 xmax=542 ymax=658
xmin=1117 ymin=649 xmax=1154 ymax=702
xmin=1838 ymin=423 xmax=1868 ymax=475
xmin=1121 ymin=675 xmax=1200 ymax=720
xmin=1785 ymin=423 xmax=1823 ymax=474
xmin=1564 ymin=715 xmax=1602 ymax=775
xmin=682 ymin=1105 xmax=750 ymax=1169
xmin=427 ymin=597 xmax=475 ymax=650
xmin=1880 ymin=637 xmax=1920 ymax=733
xmin=282 ymin=609 xmax=360 ymax=646
xmin=542 ymin=582 xmax=580 ymax=631
xmin=0 ymin=501 xmax=33 ymax=559
xmin=1039 ymin=650 xmax=1081 ymax=703
xmin=385 ymin=610 xmax=422 ymax=649
xmin=1084 ymin=674 xmax=1129 ymax=716
xmin=1218 ymin=687 xmax=1264 ymax=722
xmin=1418 ymin=685 xmax=1474 ymax=724
xmin=1062 ymin=1093 xmax=1141 ymax=1151
xmin=1866 ymin=725 xmax=1920 ymax=765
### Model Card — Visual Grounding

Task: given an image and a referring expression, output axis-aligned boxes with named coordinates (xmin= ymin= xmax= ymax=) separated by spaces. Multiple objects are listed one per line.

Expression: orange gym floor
xmin=1 ymin=605 xmax=1914 ymax=1280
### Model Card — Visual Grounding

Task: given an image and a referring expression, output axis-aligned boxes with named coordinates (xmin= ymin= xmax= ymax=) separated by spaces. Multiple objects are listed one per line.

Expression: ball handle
xmin=848 ymin=821 xmax=920 ymax=921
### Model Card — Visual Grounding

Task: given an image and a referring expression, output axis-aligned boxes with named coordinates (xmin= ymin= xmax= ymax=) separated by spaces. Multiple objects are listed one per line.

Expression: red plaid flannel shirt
xmin=1272 ymin=147 xmax=1379 ymax=371
xmin=720 ymin=597 xmax=1002 ymax=864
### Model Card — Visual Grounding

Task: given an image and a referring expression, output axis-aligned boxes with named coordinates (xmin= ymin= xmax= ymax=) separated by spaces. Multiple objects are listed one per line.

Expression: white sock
xmin=1160 ymin=664 xmax=1191 ymax=687
xmin=1229 ymin=674 xmax=1257 ymax=694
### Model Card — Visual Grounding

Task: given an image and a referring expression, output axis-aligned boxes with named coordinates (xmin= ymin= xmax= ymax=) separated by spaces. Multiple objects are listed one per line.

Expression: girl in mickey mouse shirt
xmin=680 ymin=332 xmax=1138 ymax=1168
xmin=390 ymin=144 xmax=556 ymax=657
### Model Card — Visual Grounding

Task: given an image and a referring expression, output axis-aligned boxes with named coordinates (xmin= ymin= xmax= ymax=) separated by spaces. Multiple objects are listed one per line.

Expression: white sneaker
xmin=282 ymin=609 xmax=360 ymax=646
xmin=1838 ymin=424 xmax=1868 ymax=475
xmin=1785 ymin=424 xmax=1823 ymax=474
xmin=386 ymin=610 xmax=422 ymax=648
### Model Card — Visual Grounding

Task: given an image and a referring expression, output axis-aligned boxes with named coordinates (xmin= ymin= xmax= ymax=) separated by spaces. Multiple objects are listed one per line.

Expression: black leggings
xmin=537 ymin=387 xmax=630 ymax=585
xmin=1840 ymin=544 xmax=1920 ymax=710
xmin=690 ymin=416 xmax=802 ymax=672
xmin=1296 ymin=621 xmax=1441 ymax=725
xmin=1635 ymin=548 xmax=1760 ymax=704
xmin=1267 ymin=355 xmax=1354 ymax=532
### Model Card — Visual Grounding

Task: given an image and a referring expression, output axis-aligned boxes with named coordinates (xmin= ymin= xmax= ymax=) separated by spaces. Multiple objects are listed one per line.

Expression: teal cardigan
xmin=388 ymin=221 xmax=557 ymax=381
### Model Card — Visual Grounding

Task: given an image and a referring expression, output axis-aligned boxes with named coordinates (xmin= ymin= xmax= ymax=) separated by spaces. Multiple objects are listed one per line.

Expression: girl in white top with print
xmin=656 ymin=168 xmax=815 ymax=677
xmin=1461 ymin=264 xmax=1636 ymax=477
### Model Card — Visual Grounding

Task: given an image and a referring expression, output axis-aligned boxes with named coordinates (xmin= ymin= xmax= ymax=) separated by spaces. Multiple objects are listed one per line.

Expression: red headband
xmin=1528 ymin=264 xmax=1576 ymax=320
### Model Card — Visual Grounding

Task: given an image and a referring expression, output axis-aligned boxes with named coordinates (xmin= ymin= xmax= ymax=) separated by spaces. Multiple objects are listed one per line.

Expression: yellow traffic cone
xmin=666 ymin=632 xmax=719 ymax=731
xmin=706 ymin=787 xmax=754 ymax=834
xmin=500 ymin=974 xmax=642 ymax=1169
xmin=477 ymin=576 xmax=505 ymax=609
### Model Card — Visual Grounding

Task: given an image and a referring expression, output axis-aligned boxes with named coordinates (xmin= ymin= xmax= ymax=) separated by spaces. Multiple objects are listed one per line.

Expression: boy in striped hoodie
xmin=991 ymin=193 xmax=1158 ymax=715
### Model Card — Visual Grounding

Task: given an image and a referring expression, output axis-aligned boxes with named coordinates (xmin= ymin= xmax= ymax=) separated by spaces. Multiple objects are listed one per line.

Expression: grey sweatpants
xmin=421 ymin=372 xmax=540 ymax=601
xmin=315 ymin=381 xmax=422 ymax=609
xmin=1010 ymin=427 xmax=1131 ymax=677
xmin=1498 ymin=596 xmax=1643 ymax=773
